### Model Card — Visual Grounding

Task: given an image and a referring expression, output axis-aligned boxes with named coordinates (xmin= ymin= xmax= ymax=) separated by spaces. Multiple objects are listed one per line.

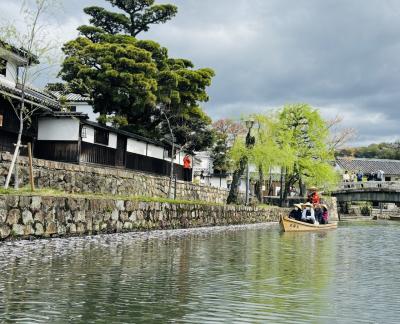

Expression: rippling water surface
xmin=1 ymin=222 xmax=400 ymax=323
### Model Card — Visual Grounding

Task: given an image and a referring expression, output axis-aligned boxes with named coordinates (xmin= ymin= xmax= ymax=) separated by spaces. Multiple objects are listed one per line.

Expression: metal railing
xmin=338 ymin=181 xmax=400 ymax=190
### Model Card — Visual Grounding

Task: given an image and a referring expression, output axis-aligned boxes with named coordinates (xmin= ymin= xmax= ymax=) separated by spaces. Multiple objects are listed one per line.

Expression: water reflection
xmin=0 ymin=223 xmax=400 ymax=323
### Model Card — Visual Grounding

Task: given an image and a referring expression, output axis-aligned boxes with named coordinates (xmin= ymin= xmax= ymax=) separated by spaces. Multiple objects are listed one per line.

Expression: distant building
xmin=335 ymin=157 xmax=400 ymax=181
xmin=0 ymin=40 xmax=60 ymax=152
xmin=49 ymin=91 xmax=99 ymax=122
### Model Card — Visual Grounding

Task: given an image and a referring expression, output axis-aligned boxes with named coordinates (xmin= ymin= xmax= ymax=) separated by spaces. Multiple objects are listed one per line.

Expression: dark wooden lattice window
xmin=94 ymin=128 xmax=109 ymax=146
xmin=0 ymin=58 xmax=7 ymax=76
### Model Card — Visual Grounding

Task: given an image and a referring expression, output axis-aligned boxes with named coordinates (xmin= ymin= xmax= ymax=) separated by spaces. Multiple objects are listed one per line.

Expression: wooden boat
xmin=279 ymin=215 xmax=338 ymax=232
xmin=389 ymin=215 xmax=400 ymax=221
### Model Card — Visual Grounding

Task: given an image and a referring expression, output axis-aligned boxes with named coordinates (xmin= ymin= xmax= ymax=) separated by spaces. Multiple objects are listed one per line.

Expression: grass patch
xmin=0 ymin=187 xmax=225 ymax=206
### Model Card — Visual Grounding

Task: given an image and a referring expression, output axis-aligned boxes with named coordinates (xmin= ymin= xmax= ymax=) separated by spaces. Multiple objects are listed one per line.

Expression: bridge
xmin=331 ymin=181 xmax=400 ymax=203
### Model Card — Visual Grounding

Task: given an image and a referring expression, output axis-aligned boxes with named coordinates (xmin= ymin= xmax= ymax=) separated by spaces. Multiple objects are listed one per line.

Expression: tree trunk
xmin=227 ymin=156 xmax=247 ymax=204
xmin=279 ymin=167 xmax=284 ymax=207
xmin=255 ymin=165 xmax=264 ymax=203
xmin=4 ymin=106 xmax=24 ymax=189
xmin=168 ymin=142 xmax=175 ymax=199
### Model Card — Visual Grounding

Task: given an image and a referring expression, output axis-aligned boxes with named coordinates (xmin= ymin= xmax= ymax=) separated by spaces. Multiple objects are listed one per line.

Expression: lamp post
xmin=245 ymin=119 xmax=255 ymax=205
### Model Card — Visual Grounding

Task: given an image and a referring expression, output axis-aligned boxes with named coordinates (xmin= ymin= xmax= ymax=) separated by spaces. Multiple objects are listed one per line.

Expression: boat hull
xmin=280 ymin=215 xmax=338 ymax=232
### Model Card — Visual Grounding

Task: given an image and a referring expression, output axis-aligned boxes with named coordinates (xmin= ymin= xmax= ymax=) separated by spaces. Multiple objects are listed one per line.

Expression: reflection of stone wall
xmin=0 ymin=153 xmax=233 ymax=204
xmin=0 ymin=194 xmax=289 ymax=240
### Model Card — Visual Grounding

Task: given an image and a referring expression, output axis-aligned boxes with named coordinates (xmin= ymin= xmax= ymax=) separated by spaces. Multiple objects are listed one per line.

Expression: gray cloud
xmin=2 ymin=0 xmax=400 ymax=145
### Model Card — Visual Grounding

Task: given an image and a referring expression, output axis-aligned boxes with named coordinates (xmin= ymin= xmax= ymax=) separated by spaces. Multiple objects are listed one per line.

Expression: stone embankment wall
xmin=0 ymin=194 xmax=288 ymax=240
xmin=0 ymin=153 xmax=231 ymax=204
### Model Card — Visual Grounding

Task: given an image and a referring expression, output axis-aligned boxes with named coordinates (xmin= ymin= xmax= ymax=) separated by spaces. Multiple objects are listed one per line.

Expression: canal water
xmin=0 ymin=222 xmax=399 ymax=323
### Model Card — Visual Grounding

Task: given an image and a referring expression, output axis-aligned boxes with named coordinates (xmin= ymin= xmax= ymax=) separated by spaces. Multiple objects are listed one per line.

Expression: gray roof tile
xmin=336 ymin=157 xmax=400 ymax=175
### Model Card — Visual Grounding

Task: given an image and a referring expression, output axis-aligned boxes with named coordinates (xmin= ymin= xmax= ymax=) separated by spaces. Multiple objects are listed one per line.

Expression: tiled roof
xmin=50 ymin=91 xmax=90 ymax=102
xmin=336 ymin=157 xmax=400 ymax=175
xmin=41 ymin=111 xmax=89 ymax=119
xmin=0 ymin=78 xmax=60 ymax=110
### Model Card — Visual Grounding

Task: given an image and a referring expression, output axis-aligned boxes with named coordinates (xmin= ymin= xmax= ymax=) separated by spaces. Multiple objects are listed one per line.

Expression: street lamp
xmin=245 ymin=118 xmax=255 ymax=205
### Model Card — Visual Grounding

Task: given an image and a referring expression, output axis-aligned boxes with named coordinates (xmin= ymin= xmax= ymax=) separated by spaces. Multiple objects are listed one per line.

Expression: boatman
xmin=307 ymin=186 xmax=320 ymax=205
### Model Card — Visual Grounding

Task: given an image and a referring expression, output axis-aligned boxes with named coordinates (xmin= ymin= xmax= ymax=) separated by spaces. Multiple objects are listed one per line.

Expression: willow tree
xmin=228 ymin=114 xmax=293 ymax=204
xmin=228 ymin=105 xmax=339 ymax=205
xmin=276 ymin=104 xmax=338 ymax=203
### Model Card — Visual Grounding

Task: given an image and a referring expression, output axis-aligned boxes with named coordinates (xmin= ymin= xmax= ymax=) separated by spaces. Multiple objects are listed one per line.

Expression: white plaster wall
xmin=108 ymin=133 xmax=117 ymax=149
xmin=82 ymin=125 xmax=95 ymax=144
xmin=38 ymin=118 xmax=80 ymax=141
xmin=73 ymin=103 xmax=99 ymax=122
xmin=127 ymin=138 xmax=147 ymax=155
xmin=5 ymin=61 xmax=17 ymax=82
xmin=147 ymin=144 xmax=164 ymax=159
xmin=210 ymin=176 xmax=228 ymax=189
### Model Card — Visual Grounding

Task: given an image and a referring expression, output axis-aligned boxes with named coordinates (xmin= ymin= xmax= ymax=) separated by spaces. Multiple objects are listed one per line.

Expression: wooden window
xmin=94 ymin=128 xmax=109 ymax=145
xmin=0 ymin=58 xmax=6 ymax=76
xmin=81 ymin=126 xmax=87 ymax=138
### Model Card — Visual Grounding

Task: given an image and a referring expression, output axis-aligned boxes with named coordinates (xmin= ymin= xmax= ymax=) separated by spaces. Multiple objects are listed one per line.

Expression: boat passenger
xmin=301 ymin=202 xmax=316 ymax=224
xmin=321 ymin=204 xmax=329 ymax=224
xmin=314 ymin=204 xmax=323 ymax=224
xmin=289 ymin=203 xmax=303 ymax=221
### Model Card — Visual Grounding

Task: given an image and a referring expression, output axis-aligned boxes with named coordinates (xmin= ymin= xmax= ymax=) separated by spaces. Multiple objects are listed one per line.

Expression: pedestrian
xmin=356 ymin=170 xmax=363 ymax=182
xmin=343 ymin=171 xmax=350 ymax=182
xmin=183 ymin=154 xmax=192 ymax=182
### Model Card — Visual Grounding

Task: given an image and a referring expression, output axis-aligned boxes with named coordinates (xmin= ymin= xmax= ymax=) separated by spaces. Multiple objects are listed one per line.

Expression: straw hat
xmin=321 ymin=204 xmax=328 ymax=209
xmin=293 ymin=203 xmax=302 ymax=209
xmin=308 ymin=186 xmax=318 ymax=191
xmin=303 ymin=202 xmax=313 ymax=207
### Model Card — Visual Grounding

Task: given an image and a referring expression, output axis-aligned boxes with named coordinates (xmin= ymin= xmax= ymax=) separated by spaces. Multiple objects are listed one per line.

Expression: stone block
xmin=30 ymin=196 xmax=42 ymax=211
xmin=120 ymin=212 xmax=129 ymax=222
xmin=23 ymin=225 xmax=34 ymax=236
xmin=22 ymin=209 xmax=33 ymax=225
xmin=0 ymin=225 xmax=11 ymax=239
xmin=76 ymin=223 xmax=85 ymax=234
xmin=0 ymin=208 xmax=7 ymax=224
xmin=6 ymin=196 xmax=19 ymax=208
xmin=7 ymin=209 xmax=21 ymax=225
xmin=19 ymin=196 xmax=31 ymax=208
xmin=73 ymin=211 xmax=86 ymax=223
xmin=12 ymin=224 xmax=24 ymax=236
xmin=68 ymin=223 xmax=77 ymax=234
xmin=45 ymin=221 xmax=58 ymax=235
xmin=116 ymin=200 xmax=125 ymax=211
xmin=34 ymin=223 xmax=44 ymax=236
xmin=111 ymin=209 xmax=119 ymax=221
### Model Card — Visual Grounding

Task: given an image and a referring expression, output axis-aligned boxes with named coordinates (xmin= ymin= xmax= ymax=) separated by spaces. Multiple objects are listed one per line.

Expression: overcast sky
xmin=2 ymin=0 xmax=400 ymax=146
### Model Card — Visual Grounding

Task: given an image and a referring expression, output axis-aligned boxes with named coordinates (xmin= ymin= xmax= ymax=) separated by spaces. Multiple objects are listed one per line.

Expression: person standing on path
xmin=183 ymin=154 xmax=192 ymax=182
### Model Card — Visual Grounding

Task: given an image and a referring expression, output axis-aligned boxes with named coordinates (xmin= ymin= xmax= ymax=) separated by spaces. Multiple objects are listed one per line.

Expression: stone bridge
xmin=332 ymin=181 xmax=400 ymax=203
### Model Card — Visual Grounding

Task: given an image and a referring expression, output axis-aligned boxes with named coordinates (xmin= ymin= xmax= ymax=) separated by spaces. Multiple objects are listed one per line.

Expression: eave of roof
xmin=0 ymin=78 xmax=60 ymax=110
xmin=50 ymin=91 xmax=90 ymax=103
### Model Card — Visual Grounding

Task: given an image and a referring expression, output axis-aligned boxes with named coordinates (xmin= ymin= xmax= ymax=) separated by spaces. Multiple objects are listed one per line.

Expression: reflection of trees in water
xmin=0 ymin=227 xmax=337 ymax=322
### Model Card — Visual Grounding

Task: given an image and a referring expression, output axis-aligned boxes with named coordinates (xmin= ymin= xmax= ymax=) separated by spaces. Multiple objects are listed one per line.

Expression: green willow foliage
xmin=230 ymin=104 xmax=339 ymax=198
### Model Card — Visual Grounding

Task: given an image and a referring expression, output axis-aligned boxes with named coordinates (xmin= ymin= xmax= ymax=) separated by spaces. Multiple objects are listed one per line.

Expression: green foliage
xmin=59 ymin=0 xmax=215 ymax=151
xmin=81 ymin=0 xmax=178 ymax=37
xmin=229 ymin=104 xmax=339 ymax=203
xmin=337 ymin=142 xmax=400 ymax=160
